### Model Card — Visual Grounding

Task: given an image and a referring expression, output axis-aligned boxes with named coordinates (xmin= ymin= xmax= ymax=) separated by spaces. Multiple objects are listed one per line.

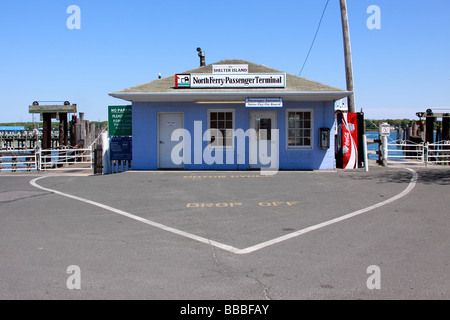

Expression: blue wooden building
xmin=109 ymin=59 xmax=351 ymax=171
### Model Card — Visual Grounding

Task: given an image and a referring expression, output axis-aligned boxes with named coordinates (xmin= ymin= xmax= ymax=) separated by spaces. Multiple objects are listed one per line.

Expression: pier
xmin=0 ymin=101 xmax=104 ymax=173
xmin=367 ymin=110 xmax=450 ymax=166
xmin=0 ymin=131 xmax=61 ymax=150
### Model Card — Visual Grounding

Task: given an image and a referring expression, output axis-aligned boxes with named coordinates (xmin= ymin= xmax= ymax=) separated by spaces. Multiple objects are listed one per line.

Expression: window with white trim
xmin=287 ymin=110 xmax=313 ymax=148
xmin=208 ymin=110 xmax=234 ymax=148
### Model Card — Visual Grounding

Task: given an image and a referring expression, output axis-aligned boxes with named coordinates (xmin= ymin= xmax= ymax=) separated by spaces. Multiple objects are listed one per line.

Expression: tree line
xmin=365 ymin=119 xmax=415 ymax=131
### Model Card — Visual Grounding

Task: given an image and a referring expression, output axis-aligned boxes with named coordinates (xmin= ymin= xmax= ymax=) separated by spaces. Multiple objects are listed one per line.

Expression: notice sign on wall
xmin=108 ymin=105 xmax=132 ymax=137
xmin=245 ymin=98 xmax=283 ymax=108
xmin=110 ymin=136 xmax=132 ymax=160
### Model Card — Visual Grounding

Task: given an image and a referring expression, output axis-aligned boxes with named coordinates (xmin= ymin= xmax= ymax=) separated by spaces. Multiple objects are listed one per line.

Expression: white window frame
xmin=285 ymin=109 xmax=314 ymax=150
xmin=207 ymin=109 xmax=235 ymax=150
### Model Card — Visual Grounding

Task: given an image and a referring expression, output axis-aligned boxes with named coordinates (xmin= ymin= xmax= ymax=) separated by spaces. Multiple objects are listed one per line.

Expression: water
xmin=0 ymin=150 xmax=60 ymax=172
xmin=366 ymin=131 xmax=400 ymax=160
xmin=0 ymin=151 xmax=37 ymax=172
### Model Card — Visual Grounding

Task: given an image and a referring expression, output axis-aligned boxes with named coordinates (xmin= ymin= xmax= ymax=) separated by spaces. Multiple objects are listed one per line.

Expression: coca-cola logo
xmin=344 ymin=132 xmax=351 ymax=150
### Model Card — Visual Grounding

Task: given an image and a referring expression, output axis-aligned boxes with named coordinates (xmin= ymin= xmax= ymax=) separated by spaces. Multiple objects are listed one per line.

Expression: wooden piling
xmin=443 ymin=117 xmax=450 ymax=141
xmin=42 ymin=113 xmax=52 ymax=150
xmin=426 ymin=116 xmax=435 ymax=144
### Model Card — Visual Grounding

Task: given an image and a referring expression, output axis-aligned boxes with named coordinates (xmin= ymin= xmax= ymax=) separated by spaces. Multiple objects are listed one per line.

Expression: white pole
xmin=363 ymin=134 xmax=369 ymax=172
xmin=382 ymin=135 xmax=389 ymax=166
xmin=101 ymin=132 xmax=111 ymax=174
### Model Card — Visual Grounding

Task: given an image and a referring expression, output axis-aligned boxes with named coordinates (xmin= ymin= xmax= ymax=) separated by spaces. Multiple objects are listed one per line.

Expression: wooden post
xmin=58 ymin=113 xmax=68 ymax=147
xmin=70 ymin=115 xmax=78 ymax=146
xmin=442 ymin=117 xmax=450 ymax=141
xmin=339 ymin=0 xmax=355 ymax=113
xmin=89 ymin=122 xmax=96 ymax=148
xmin=78 ymin=112 xmax=85 ymax=147
xmin=442 ymin=117 xmax=450 ymax=166
xmin=42 ymin=113 xmax=52 ymax=150
xmin=426 ymin=116 xmax=435 ymax=144
xmin=85 ymin=120 xmax=90 ymax=147
xmin=59 ymin=114 xmax=64 ymax=148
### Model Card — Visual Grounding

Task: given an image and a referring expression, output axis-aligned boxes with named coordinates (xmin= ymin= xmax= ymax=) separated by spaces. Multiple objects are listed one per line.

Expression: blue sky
xmin=0 ymin=0 xmax=449 ymax=122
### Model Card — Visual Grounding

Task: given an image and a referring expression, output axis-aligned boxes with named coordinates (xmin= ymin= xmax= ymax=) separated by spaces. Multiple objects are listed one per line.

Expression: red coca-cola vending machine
xmin=336 ymin=112 xmax=365 ymax=169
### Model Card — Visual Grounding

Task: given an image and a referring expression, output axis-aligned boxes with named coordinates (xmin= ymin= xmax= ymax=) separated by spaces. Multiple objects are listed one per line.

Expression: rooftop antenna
xmin=197 ymin=47 xmax=205 ymax=67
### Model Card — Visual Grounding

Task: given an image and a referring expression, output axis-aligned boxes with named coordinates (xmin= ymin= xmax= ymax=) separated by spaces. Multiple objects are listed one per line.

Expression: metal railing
xmin=0 ymin=149 xmax=38 ymax=172
xmin=386 ymin=139 xmax=425 ymax=163
xmin=38 ymin=147 xmax=93 ymax=171
xmin=386 ymin=140 xmax=450 ymax=166
xmin=426 ymin=141 xmax=450 ymax=165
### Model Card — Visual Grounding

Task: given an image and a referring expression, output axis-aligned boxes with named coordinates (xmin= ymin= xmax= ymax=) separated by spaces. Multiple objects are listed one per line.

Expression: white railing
xmin=0 ymin=149 xmax=38 ymax=172
xmin=38 ymin=147 xmax=93 ymax=171
xmin=386 ymin=140 xmax=450 ymax=166
xmin=426 ymin=141 xmax=450 ymax=165
xmin=386 ymin=139 xmax=425 ymax=163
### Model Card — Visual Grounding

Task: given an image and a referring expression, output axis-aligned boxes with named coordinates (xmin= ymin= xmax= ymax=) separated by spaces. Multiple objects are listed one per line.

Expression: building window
xmin=286 ymin=110 xmax=313 ymax=149
xmin=208 ymin=110 xmax=234 ymax=148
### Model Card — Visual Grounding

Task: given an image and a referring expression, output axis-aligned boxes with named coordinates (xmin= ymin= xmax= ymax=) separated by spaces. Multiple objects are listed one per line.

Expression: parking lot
xmin=31 ymin=169 xmax=417 ymax=254
xmin=0 ymin=167 xmax=449 ymax=300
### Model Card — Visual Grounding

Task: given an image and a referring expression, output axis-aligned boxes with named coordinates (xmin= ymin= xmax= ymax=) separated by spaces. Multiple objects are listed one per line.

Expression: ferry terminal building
xmin=109 ymin=59 xmax=352 ymax=171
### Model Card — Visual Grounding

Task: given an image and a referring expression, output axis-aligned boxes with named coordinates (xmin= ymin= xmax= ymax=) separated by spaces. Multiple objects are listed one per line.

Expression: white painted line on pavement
xmin=235 ymin=168 xmax=418 ymax=254
xmin=29 ymin=176 xmax=241 ymax=254
xmin=30 ymin=168 xmax=418 ymax=255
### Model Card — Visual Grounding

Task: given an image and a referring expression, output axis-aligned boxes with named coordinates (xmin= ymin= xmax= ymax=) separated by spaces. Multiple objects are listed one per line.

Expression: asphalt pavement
xmin=0 ymin=166 xmax=449 ymax=301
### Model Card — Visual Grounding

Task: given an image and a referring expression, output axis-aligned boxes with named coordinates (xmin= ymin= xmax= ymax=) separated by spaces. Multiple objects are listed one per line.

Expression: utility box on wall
xmin=319 ymin=128 xmax=331 ymax=150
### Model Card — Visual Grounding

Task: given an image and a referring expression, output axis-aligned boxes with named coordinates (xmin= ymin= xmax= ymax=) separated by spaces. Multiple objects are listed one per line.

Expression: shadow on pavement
xmin=346 ymin=167 xmax=450 ymax=186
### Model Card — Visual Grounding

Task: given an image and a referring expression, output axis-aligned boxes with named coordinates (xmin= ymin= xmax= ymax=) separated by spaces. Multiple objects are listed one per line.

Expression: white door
xmin=249 ymin=112 xmax=277 ymax=168
xmin=158 ymin=113 xmax=184 ymax=169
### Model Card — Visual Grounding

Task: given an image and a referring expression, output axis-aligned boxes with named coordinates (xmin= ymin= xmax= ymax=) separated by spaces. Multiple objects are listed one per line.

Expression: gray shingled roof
xmin=109 ymin=59 xmax=351 ymax=102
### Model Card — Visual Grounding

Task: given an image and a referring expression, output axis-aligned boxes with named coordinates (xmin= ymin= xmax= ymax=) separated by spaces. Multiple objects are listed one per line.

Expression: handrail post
xmin=424 ymin=142 xmax=428 ymax=167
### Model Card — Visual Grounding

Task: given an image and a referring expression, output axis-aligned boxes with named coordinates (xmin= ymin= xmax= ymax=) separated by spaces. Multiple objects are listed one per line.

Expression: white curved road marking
xmin=30 ymin=168 xmax=418 ymax=255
